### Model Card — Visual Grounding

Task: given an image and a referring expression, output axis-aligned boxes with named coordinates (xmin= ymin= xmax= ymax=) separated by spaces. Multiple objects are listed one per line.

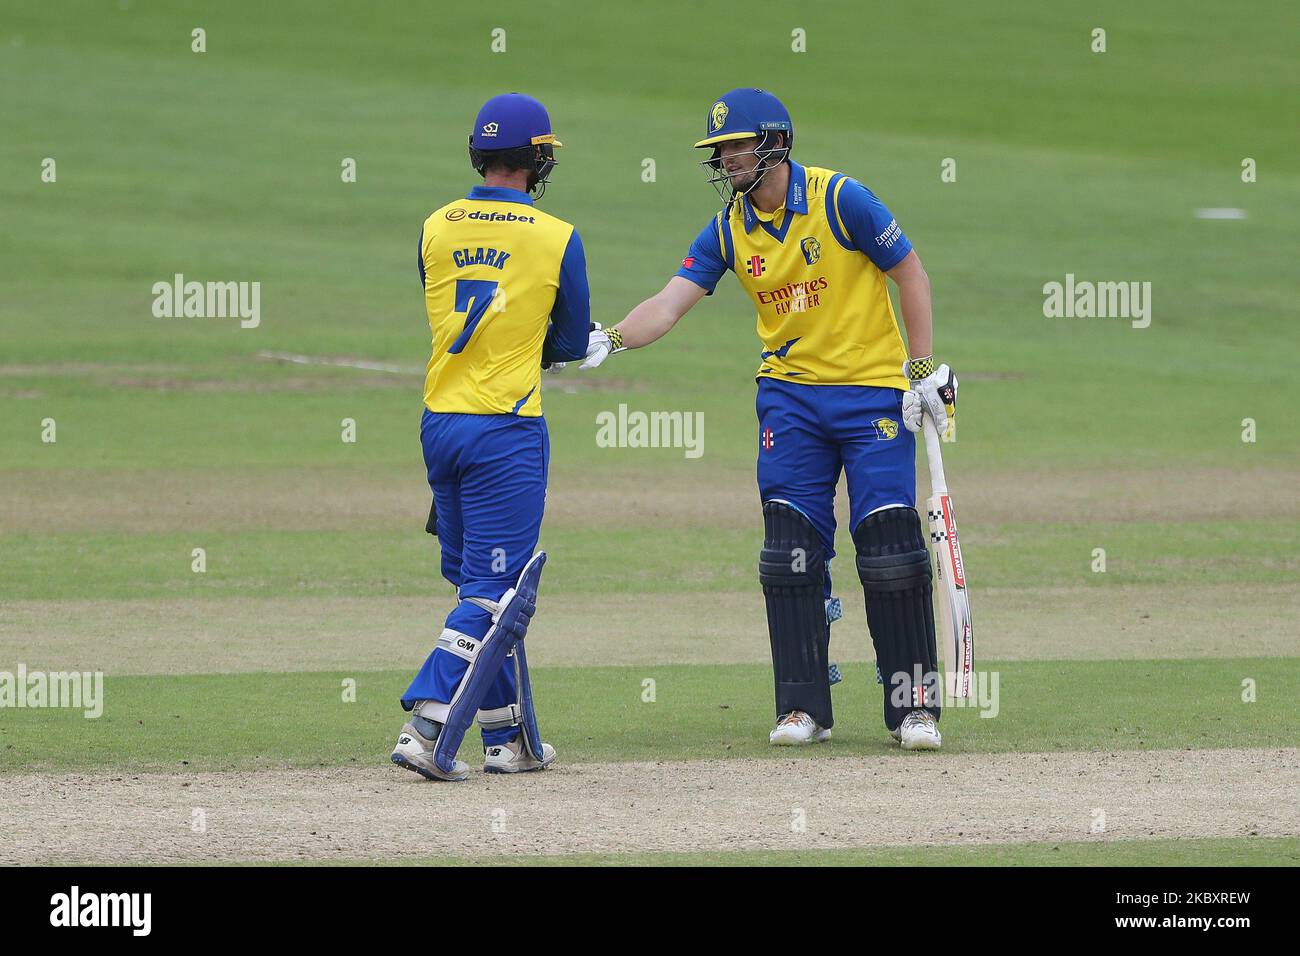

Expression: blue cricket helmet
xmin=471 ymin=93 xmax=562 ymax=151
xmin=468 ymin=93 xmax=563 ymax=197
xmin=694 ymin=88 xmax=793 ymax=149
xmin=694 ymin=88 xmax=793 ymax=203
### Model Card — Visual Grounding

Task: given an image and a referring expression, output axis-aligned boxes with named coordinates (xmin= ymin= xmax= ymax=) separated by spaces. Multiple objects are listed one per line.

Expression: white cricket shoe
xmin=390 ymin=721 xmax=470 ymax=782
xmin=483 ymin=736 xmax=557 ymax=774
xmin=769 ymin=710 xmax=832 ymax=745
xmin=894 ymin=710 xmax=942 ymax=751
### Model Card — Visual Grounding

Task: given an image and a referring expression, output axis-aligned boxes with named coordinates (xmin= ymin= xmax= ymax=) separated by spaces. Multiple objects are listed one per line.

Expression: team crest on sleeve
xmin=710 ymin=101 xmax=729 ymax=131
xmin=872 ymin=417 xmax=899 ymax=440
xmin=800 ymin=237 xmax=822 ymax=265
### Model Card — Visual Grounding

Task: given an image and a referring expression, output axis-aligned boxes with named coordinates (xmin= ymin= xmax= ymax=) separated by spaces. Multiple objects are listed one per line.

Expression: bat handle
xmin=922 ymin=416 xmax=948 ymax=495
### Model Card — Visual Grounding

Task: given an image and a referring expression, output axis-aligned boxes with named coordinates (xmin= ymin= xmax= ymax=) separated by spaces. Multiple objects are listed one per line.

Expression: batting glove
xmin=903 ymin=357 xmax=958 ymax=433
xmin=579 ymin=322 xmax=624 ymax=370
xmin=901 ymin=390 xmax=924 ymax=433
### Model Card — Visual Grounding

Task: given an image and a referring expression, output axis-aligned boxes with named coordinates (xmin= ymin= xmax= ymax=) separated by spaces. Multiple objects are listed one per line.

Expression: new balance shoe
xmin=390 ymin=720 xmax=469 ymax=782
xmin=483 ymin=735 xmax=556 ymax=774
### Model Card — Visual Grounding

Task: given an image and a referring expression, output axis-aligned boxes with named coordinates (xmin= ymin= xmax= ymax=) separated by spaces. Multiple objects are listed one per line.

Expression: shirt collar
xmin=467 ymin=185 xmax=534 ymax=206
xmin=741 ymin=161 xmax=808 ymax=232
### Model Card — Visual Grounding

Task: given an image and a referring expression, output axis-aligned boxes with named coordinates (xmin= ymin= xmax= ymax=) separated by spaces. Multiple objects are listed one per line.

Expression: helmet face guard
xmin=693 ymin=89 xmax=794 ymax=207
xmin=700 ymin=130 xmax=790 ymax=205
xmin=468 ymin=140 xmax=559 ymax=199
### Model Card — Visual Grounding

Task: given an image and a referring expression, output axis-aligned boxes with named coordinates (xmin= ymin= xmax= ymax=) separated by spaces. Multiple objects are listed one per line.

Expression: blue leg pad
xmin=434 ymin=552 xmax=547 ymax=774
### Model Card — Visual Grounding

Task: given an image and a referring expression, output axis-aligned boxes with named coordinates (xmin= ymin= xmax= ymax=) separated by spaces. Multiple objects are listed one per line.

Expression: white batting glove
xmin=903 ymin=357 xmax=958 ymax=433
xmin=901 ymin=389 xmax=924 ymax=433
xmin=543 ymin=361 xmax=567 ymax=374
xmin=579 ymin=322 xmax=624 ymax=370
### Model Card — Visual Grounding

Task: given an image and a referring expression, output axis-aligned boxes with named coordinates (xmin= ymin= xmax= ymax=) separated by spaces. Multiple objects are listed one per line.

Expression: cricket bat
xmin=922 ymin=416 xmax=974 ymax=699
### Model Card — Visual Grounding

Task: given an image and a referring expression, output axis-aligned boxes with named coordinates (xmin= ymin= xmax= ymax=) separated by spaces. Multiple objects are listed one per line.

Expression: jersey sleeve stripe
xmin=716 ymin=211 xmax=735 ymax=270
xmin=418 ymin=224 xmax=427 ymax=286
xmin=825 ymin=174 xmax=854 ymax=250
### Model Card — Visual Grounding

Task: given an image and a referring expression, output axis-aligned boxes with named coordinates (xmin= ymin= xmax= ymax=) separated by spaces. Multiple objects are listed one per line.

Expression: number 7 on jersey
xmin=448 ymin=278 xmax=500 ymax=354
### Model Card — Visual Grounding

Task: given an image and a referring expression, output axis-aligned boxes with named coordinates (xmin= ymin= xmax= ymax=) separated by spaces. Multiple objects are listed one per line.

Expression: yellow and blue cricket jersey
xmin=676 ymin=162 xmax=911 ymax=390
xmin=419 ymin=185 xmax=589 ymax=416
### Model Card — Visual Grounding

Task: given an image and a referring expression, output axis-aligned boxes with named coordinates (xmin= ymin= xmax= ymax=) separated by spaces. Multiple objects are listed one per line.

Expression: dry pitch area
xmin=6 ymin=749 xmax=1295 ymax=865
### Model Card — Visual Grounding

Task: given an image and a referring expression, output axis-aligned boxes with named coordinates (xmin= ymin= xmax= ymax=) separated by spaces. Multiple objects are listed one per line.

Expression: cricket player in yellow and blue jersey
xmin=581 ymin=89 xmax=960 ymax=751
xmin=390 ymin=93 xmax=590 ymax=781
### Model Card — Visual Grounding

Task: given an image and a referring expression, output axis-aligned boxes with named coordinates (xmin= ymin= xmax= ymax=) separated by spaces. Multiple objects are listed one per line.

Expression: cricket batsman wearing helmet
xmin=580 ymin=89 xmax=958 ymax=750
xmin=390 ymin=93 xmax=590 ymax=780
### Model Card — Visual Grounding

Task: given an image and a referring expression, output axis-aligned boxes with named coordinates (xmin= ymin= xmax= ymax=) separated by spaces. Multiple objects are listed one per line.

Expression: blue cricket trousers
xmin=756 ymin=378 xmax=916 ymax=596
xmin=400 ymin=409 xmax=549 ymax=745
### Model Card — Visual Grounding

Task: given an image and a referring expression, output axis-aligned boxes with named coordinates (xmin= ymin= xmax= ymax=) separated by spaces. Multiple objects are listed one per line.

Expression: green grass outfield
xmin=1 ymin=1 xmax=1296 ymax=865
xmin=3 ymin=518 xmax=1298 ymax=598
xmin=2 ymin=659 xmax=1294 ymax=773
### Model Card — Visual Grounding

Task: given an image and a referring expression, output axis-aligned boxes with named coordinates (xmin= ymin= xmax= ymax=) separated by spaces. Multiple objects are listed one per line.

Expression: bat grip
xmin=922 ymin=416 xmax=948 ymax=495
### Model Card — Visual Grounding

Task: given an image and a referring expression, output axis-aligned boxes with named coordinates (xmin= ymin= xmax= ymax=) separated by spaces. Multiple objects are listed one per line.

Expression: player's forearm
xmin=890 ymin=251 xmax=933 ymax=359
xmin=899 ymin=281 xmax=933 ymax=358
xmin=613 ymin=295 xmax=682 ymax=349
xmin=579 ymin=277 xmax=704 ymax=368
